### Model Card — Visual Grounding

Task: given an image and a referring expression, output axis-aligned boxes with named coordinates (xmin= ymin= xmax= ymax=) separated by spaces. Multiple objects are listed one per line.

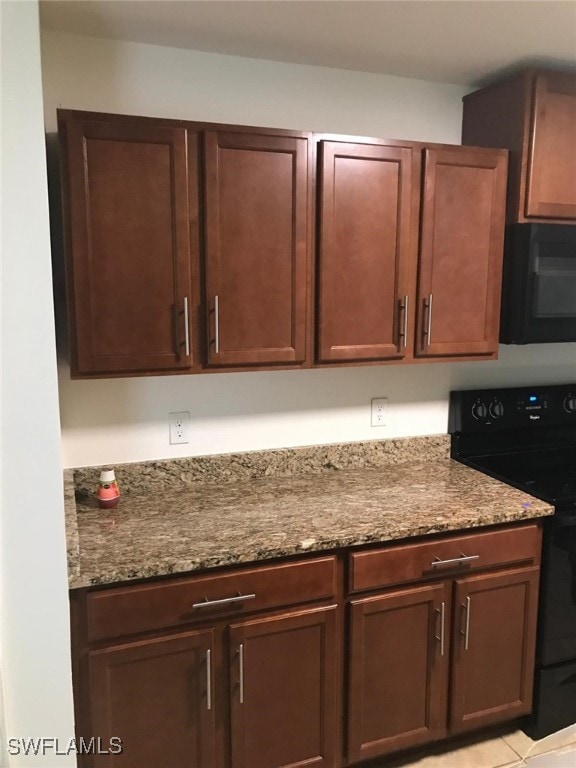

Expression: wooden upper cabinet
xmin=60 ymin=114 xmax=195 ymax=375
xmin=416 ymin=147 xmax=507 ymax=359
xmin=317 ymin=141 xmax=416 ymax=362
xmin=57 ymin=110 xmax=511 ymax=376
xmin=204 ymin=131 xmax=310 ymax=367
xmin=462 ymin=68 xmax=576 ymax=223
xmin=527 ymin=72 xmax=576 ymax=219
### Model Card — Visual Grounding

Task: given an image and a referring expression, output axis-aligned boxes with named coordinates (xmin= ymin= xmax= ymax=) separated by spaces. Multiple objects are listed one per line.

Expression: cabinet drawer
xmin=87 ymin=555 xmax=337 ymax=643
xmin=349 ymin=524 xmax=541 ymax=594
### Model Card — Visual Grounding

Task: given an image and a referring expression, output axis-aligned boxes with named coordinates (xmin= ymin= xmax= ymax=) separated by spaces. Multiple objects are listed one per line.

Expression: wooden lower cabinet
xmin=450 ymin=567 xmax=540 ymax=734
xmin=87 ymin=628 xmax=216 ymax=768
xmin=76 ymin=603 xmax=338 ymax=768
xmin=229 ymin=606 xmax=338 ymax=768
xmin=347 ymin=583 xmax=450 ymax=763
xmin=71 ymin=527 xmax=542 ymax=768
xmin=346 ymin=565 xmax=540 ymax=763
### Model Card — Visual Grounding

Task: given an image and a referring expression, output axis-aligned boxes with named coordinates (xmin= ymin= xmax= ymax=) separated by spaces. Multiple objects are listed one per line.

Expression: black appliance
xmin=500 ymin=224 xmax=576 ymax=344
xmin=449 ymin=383 xmax=576 ymax=739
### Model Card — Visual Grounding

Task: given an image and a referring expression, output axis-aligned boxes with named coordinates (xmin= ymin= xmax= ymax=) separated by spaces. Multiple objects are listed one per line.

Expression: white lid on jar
xmin=100 ymin=469 xmax=116 ymax=483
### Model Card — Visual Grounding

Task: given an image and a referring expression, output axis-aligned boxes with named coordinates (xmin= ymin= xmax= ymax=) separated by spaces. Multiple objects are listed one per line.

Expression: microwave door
xmin=500 ymin=224 xmax=576 ymax=344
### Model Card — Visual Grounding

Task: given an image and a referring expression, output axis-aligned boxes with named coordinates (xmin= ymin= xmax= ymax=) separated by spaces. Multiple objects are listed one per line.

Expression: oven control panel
xmin=449 ymin=384 xmax=576 ymax=432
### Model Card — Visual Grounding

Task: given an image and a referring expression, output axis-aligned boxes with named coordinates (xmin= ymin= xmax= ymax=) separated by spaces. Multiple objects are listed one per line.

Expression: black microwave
xmin=500 ymin=224 xmax=576 ymax=344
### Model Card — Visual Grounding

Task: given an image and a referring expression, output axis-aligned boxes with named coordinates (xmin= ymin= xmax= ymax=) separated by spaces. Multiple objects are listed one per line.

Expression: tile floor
xmin=371 ymin=725 xmax=576 ymax=768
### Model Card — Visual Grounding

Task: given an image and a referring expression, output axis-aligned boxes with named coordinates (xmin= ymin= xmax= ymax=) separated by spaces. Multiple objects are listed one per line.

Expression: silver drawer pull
xmin=214 ymin=295 xmax=220 ymax=355
xmin=398 ymin=295 xmax=409 ymax=349
xmin=424 ymin=293 xmax=433 ymax=345
xmin=183 ymin=297 xmax=190 ymax=356
xmin=434 ymin=601 xmax=445 ymax=657
xmin=192 ymin=593 xmax=256 ymax=610
xmin=461 ymin=596 xmax=471 ymax=650
xmin=206 ymin=649 xmax=212 ymax=711
xmin=431 ymin=554 xmax=480 ymax=568
xmin=238 ymin=643 xmax=245 ymax=704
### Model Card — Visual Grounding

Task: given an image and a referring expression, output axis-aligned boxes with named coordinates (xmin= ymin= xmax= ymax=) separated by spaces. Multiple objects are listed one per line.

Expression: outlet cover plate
xmin=371 ymin=398 xmax=388 ymax=427
xmin=169 ymin=411 xmax=190 ymax=444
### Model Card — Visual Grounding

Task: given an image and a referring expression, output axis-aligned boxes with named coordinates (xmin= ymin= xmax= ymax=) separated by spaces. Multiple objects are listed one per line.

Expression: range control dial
xmin=564 ymin=395 xmax=576 ymax=414
xmin=489 ymin=400 xmax=505 ymax=419
xmin=471 ymin=401 xmax=488 ymax=420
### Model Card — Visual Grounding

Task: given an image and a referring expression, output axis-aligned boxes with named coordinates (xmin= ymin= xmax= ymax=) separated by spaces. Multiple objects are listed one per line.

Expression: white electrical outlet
xmin=169 ymin=412 xmax=190 ymax=444
xmin=371 ymin=398 xmax=388 ymax=427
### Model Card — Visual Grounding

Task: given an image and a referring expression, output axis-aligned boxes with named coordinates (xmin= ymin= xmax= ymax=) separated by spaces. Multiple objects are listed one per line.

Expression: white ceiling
xmin=39 ymin=0 xmax=576 ymax=86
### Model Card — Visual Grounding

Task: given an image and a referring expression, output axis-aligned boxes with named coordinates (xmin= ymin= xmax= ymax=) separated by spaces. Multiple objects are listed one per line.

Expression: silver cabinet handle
xmin=238 ymin=643 xmax=245 ymax=704
xmin=214 ymin=295 xmax=220 ymax=354
xmin=435 ymin=601 xmax=445 ymax=657
xmin=183 ymin=297 xmax=190 ymax=356
xmin=424 ymin=293 xmax=433 ymax=345
xmin=431 ymin=554 xmax=480 ymax=568
xmin=206 ymin=649 xmax=212 ymax=711
xmin=398 ymin=295 xmax=409 ymax=349
xmin=192 ymin=593 xmax=256 ymax=610
xmin=461 ymin=596 xmax=471 ymax=650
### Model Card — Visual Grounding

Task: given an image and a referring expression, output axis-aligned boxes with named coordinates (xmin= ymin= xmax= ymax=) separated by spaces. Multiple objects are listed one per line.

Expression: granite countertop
xmin=69 ymin=456 xmax=554 ymax=589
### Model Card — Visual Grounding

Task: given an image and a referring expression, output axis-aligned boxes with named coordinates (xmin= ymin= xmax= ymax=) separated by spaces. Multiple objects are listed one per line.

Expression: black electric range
xmin=449 ymin=383 xmax=576 ymax=739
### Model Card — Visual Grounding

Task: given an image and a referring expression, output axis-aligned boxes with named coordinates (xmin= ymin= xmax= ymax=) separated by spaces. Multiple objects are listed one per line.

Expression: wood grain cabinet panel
xmin=57 ymin=110 xmax=510 ymax=376
xmin=416 ymin=147 xmax=507 ymax=359
xmin=463 ymin=68 xmax=576 ymax=224
xmin=349 ymin=523 xmax=541 ymax=593
xmin=60 ymin=114 xmax=195 ymax=375
xmin=317 ymin=141 xmax=416 ymax=362
xmin=450 ymin=566 xmax=540 ymax=734
xmin=204 ymin=131 xmax=310 ymax=367
xmin=71 ymin=526 xmax=542 ymax=768
xmin=527 ymin=72 xmax=576 ymax=219
xmin=86 ymin=555 xmax=337 ymax=643
xmin=229 ymin=605 xmax=338 ymax=768
xmin=346 ymin=526 xmax=542 ymax=764
xmin=87 ymin=628 xmax=215 ymax=768
xmin=347 ymin=583 xmax=450 ymax=763
xmin=73 ymin=560 xmax=340 ymax=768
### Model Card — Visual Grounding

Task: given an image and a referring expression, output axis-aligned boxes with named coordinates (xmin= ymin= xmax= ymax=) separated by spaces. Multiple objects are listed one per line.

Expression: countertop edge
xmin=69 ymin=505 xmax=554 ymax=591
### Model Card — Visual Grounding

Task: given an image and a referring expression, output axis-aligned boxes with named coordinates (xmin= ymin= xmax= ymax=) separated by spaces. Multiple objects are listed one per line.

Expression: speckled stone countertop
xmin=69 ymin=446 xmax=553 ymax=589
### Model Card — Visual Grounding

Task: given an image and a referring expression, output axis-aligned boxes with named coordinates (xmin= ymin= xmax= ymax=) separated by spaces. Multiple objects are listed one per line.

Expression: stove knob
xmin=564 ymin=396 xmax=576 ymax=413
xmin=472 ymin=401 xmax=488 ymax=420
xmin=489 ymin=400 xmax=504 ymax=419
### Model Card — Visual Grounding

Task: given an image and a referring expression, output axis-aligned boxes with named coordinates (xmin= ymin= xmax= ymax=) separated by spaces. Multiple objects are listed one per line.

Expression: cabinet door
xmin=416 ymin=147 xmax=507 ymax=359
xmin=204 ymin=131 xmax=310 ymax=367
xmin=88 ymin=629 xmax=215 ymax=767
xmin=317 ymin=141 xmax=416 ymax=362
xmin=526 ymin=72 xmax=576 ymax=219
xmin=347 ymin=582 xmax=450 ymax=763
xmin=62 ymin=117 xmax=194 ymax=375
xmin=229 ymin=605 xmax=338 ymax=768
xmin=450 ymin=566 xmax=539 ymax=734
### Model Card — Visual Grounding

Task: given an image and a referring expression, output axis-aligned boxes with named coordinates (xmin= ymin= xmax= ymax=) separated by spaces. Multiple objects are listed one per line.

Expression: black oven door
xmin=500 ymin=224 xmax=576 ymax=344
xmin=538 ymin=512 xmax=576 ymax=667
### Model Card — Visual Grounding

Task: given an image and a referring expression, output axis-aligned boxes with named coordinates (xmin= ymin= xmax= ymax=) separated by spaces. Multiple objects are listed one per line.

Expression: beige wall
xmin=41 ymin=30 xmax=576 ymax=468
xmin=2 ymin=5 xmax=74 ymax=765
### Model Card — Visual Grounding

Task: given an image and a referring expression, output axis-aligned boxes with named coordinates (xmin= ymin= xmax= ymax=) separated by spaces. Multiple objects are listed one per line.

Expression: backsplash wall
xmin=56 ymin=346 xmax=575 ymax=467
xmin=40 ymin=31 xmax=576 ymax=468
